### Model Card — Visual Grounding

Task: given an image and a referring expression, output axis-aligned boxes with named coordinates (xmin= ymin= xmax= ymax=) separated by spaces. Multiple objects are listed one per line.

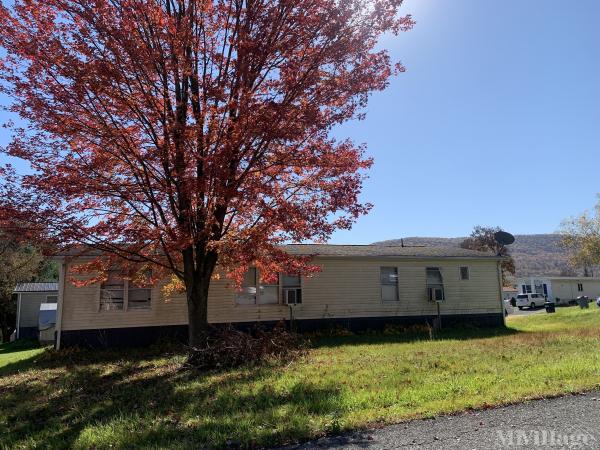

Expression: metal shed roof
xmin=14 ymin=282 xmax=59 ymax=293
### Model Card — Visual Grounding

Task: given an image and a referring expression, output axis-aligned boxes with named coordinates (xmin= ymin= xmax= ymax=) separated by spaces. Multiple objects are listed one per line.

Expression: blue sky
xmin=330 ymin=0 xmax=600 ymax=243
xmin=1 ymin=0 xmax=599 ymax=244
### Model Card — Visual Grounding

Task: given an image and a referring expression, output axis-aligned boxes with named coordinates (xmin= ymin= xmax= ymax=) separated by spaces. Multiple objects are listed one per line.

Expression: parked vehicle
xmin=515 ymin=293 xmax=545 ymax=309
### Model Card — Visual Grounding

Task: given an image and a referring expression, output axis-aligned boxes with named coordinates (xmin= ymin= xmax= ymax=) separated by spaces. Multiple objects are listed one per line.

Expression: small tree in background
xmin=461 ymin=225 xmax=516 ymax=285
xmin=0 ymin=0 xmax=414 ymax=347
xmin=560 ymin=197 xmax=600 ymax=277
xmin=0 ymin=233 xmax=48 ymax=342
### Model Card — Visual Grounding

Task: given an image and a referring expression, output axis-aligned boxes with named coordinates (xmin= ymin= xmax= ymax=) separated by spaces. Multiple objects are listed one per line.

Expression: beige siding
xmin=19 ymin=292 xmax=56 ymax=328
xmin=551 ymin=279 xmax=600 ymax=302
xmin=60 ymin=258 xmax=502 ymax=331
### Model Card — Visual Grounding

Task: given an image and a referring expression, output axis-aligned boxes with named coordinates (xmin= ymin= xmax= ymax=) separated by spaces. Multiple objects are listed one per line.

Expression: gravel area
xmin=280 ymin=392 xmax=600 ymax=449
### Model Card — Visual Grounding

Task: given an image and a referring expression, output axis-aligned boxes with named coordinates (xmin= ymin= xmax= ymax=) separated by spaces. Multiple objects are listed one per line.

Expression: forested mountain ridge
xmin=373 ymin=234 xmax=571 ymax=277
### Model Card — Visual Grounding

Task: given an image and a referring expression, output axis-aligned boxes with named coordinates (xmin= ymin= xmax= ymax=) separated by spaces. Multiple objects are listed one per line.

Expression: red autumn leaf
xmin=0 ymin=0 xmax=413 ymax=346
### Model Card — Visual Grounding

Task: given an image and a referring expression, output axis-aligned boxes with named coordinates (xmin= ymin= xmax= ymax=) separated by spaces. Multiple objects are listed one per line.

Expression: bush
xmin=186 ymin=322 xmax=308 ymax=371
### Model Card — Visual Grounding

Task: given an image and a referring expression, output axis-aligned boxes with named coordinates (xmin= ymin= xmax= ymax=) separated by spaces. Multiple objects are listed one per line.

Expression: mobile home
xmin=54 ymin=245 xmax=505 ymax=348
xmin=516 ymin=276 xmax=600 ymax=305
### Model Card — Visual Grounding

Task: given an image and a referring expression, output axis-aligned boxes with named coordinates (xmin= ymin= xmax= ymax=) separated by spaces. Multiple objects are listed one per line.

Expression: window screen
xmin=283 ymin=274 xmax=302 ymax=304
xmin=100 ymin=271 xmax=124 ymax=311
xmin=236 ymin=268 xmax=258 ymax=304
xmin=426 ymin=267 xmax=445 ymax=302
xmin=380 ymin=267 xmax=399 ymax=301
xmin=259 ymin=273 xmax=279 ymax=305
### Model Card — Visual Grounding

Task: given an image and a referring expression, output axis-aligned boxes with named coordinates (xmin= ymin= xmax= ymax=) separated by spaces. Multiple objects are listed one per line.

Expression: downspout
xmin=55 ymin=260 xmax=67 ymax=350
xmin=497 ymin=260 xmax=506 ymax=326
xmin=16 ymin=293 xmax=22 ymax=339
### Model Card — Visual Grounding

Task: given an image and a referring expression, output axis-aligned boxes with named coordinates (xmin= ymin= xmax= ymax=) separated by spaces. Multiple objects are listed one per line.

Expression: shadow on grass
xmin=312 ymin=324 xmax=522 ymax=349
xmin=0 ymin=343 xmax=344 ymax=449
xmin=0 ymin=324 xmax=528 ymax=448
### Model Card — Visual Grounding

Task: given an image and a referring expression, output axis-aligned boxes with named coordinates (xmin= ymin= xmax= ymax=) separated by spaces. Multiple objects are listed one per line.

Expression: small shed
xmin=14 ymin=282 xmax=59 ymax=340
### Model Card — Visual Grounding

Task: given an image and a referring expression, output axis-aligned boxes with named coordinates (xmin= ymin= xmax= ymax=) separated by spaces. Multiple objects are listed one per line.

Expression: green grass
xmin=0 ymin=340 xmax=45 ymax=375
xmin=2 ymin=307 xmax=600 ymax=449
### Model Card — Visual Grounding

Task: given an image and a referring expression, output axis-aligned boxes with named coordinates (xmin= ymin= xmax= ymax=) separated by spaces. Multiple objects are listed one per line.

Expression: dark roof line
xmin=54 ymin=244 xmax=500 ymax=260
xmin=14 ymin=282 xmax=59 ymax=293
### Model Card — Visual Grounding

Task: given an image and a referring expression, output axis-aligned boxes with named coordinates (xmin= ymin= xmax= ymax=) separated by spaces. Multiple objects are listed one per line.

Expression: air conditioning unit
xmin=284 ymin=288 xmax=302 ymax=305
xmin=427 ymin=287 xmax=445 ymax=302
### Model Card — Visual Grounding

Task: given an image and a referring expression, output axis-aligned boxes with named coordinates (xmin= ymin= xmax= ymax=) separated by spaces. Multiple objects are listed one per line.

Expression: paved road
xmin=281 ymin=392 xmax=600 ymax=449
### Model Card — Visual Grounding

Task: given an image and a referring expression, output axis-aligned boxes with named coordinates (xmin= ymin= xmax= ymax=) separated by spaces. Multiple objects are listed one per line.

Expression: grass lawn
xmin=2 ymin=307 xmax=600 ymax=449
xmin=0 ymin=340 xmax=45 ymax=375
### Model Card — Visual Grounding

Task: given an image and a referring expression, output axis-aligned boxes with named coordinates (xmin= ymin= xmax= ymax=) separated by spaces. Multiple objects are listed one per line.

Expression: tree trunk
xmin=186 ymin=278 xmax=210 ymax=348
xmin=0 ymin=319 xmax=12 ymax=343
xmin=1 ymin=328 xmax=11 ymax=343
xmin=183 ymin=247 xmax=218 ymax=349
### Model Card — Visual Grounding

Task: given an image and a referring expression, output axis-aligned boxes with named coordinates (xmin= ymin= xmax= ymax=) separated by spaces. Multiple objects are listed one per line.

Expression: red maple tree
xmin=0 ymin=0 xmax=413 ymax=346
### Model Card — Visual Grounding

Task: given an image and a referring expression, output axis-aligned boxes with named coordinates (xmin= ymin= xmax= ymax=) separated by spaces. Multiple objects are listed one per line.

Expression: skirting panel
xmin=18 ymin=327 xmax=38 ymax=340
xmin=59 ymin=313 xmax=504 ymax=349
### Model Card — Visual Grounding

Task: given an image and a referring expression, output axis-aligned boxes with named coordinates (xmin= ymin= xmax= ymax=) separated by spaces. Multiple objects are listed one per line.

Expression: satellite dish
xmin=494 ymin=231 xmax=515 ymax=246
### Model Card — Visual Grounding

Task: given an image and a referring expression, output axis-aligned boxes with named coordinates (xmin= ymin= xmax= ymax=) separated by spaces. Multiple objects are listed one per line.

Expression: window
xmin=380 ymin=267 xmax=399 ymax=301
xmin=100 ymin=271 xmax=124 ymax=310
xmin=459 ymin=266 xmax=470 ymax=281
xmin=578 ymin=283 xmax=583 ymax=292
xmin=283 ymin=274 xmax=302 ymax=305
xmin=522 ymin=284 xmax=532 ymax=294
xmin=236 ymin=267 xmax=258 ymax=305
xmin=259 ymin=274 xmax=279 ymax=305
xmin=235 ymin=269 xmax=302 ymax=305
xmin=426 ymin=267 xmax=445 ymax=302
xmin=46 ymin=295 xmax=58 ymax=303
xmin=128 ymin=272 xmax=152 ymax=310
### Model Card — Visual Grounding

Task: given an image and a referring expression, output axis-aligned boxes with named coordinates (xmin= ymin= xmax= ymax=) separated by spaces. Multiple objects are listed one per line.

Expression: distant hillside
xmin=373 ymin=234 xmax=571 ymax=278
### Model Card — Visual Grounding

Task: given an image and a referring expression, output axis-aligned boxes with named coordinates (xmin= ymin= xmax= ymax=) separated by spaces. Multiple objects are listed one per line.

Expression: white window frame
xmin=380 ymin=266 xmax=399 ymax=302
xmin=426 ymin=267 xmax=445 ymax=302
xmin=127 ymin=282 xmax=152 ymax=310
xmin=282 ymin=274 xmax=302 ymax=305
xmin=235 ymin=267 xmax=259 ymax=305
xmin=235 ymin=268 xmax=302 ymax=306
xmin=459 ymin=266 xmax=470 ymax=281
xmin=98 ymin=271 xmax=125 ymax=311
xmin=259 ymin=274 xmax=280 ymax=305
xmin=98 ymin=272 xmax=153 ymax=312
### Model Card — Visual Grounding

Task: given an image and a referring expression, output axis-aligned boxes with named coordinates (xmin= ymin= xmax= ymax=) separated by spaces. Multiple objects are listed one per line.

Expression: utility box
xmin=577 ymin=296 xmax=589 ymax=309
xmin=38 ymin=303 xmax=57 ymax=345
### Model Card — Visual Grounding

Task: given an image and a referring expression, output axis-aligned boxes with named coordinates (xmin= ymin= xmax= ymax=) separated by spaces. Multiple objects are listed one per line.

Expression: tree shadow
xmin=0 ymin=324 xmax=527 ymax=448
xmin=0 ymin=339 xmax=40 ymax=355
xmin=312 ymin=324 xmax=522 ymax=349
xmin=0 ymin=344 xmax=344 ymax=449
xmin=0 ymin=354 xmax=43 ymax=377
